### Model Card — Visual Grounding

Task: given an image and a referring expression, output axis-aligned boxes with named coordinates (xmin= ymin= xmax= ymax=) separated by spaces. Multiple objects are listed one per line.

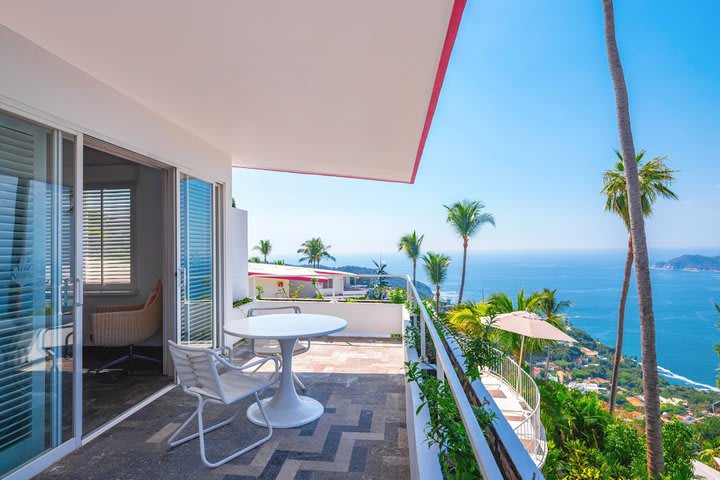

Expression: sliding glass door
xmin=0 ymin=112 xmax=77 ymax=476
xmin=178 ymin=174 xmax=216 ymax=347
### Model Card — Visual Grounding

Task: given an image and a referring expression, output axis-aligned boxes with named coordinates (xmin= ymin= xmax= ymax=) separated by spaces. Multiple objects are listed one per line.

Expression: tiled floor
xmin=37 ymin=337 xmax=409 ymax=480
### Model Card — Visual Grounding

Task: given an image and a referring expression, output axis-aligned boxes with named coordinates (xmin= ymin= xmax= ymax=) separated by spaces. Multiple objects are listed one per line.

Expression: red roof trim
xmin=233 ymin=0 xmax=466 ymax=185
xmin=249 ymin=274 xmax=328 ymax=283
xmin=409 ymin=0 xmax=466 ymax=184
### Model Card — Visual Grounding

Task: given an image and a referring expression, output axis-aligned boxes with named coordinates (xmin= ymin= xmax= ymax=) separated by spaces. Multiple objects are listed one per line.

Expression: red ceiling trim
xmin=409 ymin=0 xmax=466 ymax=184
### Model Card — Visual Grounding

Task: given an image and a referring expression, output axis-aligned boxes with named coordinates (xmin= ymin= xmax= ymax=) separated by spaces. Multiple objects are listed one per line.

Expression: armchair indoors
xmin=90 ymin=280 xmax=162 ymax=373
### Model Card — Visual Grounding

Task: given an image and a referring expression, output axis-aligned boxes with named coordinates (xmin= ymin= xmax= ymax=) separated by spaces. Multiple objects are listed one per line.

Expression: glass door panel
xmin=178 ymin=174 xmax=215 ymax=347
xmin=0 ymin=112 xmax=75 ymax=476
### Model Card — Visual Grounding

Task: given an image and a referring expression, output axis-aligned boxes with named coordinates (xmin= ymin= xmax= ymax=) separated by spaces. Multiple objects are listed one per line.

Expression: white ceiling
xmin=0 ymin=1 xmax=456 ymax=183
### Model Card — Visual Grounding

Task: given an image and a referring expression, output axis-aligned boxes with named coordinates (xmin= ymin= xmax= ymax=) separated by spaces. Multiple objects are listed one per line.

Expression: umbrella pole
xmin=517 ymin=335 xmax=525 ymax=391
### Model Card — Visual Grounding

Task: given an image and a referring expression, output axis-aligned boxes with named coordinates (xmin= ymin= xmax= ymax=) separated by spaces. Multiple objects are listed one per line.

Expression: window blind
xmin=0 ymin=122 xmax=38 ymax=455
xmin=82 ymin=187 xmax=133 ymax=290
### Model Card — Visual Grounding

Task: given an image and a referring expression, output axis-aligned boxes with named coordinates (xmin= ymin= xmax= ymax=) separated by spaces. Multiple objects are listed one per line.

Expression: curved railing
xmin=485 ymin=350 xmax=548 ymax=467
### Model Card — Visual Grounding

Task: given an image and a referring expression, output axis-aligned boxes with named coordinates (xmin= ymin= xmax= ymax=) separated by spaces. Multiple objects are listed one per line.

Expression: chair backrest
xmin=168 ymin=341 xmax=223 ymax=401
xmin=247 ymin=305 xmax=301 ymax=317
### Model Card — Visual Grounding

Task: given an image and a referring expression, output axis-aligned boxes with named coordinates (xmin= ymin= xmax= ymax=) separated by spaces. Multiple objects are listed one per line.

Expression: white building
xmin=247 ymin=263 xmax=363 ymax=299
xmin=0 ymin=2 xmax=466 ymax=477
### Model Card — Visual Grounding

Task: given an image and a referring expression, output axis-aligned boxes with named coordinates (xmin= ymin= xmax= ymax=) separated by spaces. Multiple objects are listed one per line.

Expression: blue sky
xmin=233 ymin=0 xmax=720 ymax=256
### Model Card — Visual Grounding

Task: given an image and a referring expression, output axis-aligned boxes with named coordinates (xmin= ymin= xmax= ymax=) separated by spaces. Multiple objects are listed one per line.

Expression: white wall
xmin=233 ymin=300 xmax=406 ymax=337
xmin=230 ymin=208 xmax=249 ymax=301
xmin=0 ymin=26 xmax=235 ymax=347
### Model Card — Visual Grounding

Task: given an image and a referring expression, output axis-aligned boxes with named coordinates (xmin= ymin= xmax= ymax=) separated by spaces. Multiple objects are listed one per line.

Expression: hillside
xmin=654 ymin=254 xmax=720 ymax=272
xmin=319 ymin=264 xmax=434 ymax=298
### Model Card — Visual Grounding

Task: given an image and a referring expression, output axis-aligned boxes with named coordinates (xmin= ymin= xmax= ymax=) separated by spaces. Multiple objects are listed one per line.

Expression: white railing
xmin=486 ymin=350 xmax=548 ymax=467
xmin=397 ymin=274 xmax=544 ymax=479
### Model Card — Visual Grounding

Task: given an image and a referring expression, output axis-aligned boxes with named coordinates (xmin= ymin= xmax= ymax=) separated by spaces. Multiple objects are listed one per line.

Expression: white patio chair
xmin=245 ymin=305 xmax=310 ymax=391
xmin=167 ymin=340 xmax=280 ymax=468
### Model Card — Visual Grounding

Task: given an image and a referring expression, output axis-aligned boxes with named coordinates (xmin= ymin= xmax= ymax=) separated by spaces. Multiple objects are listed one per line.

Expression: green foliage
xmin=405 ymin=361 xmax=493 ymax=479
xmin=255 ymin=285 xmax=264 ymax=299
xmin=253 ymin=239 xmax=272 ymax=263
xmin=422 ymin=252 xmax=451 ymax=313
xmin=540 ymin=380 xmax=697 ymax=480
xmin=603 ymin=423 xmax=646 ymax=478
xmin=662 ymin=421 xmax=695 ymax=479
xmin=387 ymin=287 xmax=407 ymax=304
xmin=444 ymin=317 xmax=503 ymax=384
xmin=232 ymin=297 xmax=253 ymax=308
xmin=310 ymin=278 xmax=324 ymax=299
xmin=444 ymin=199 xmax=496 ymax=242
xmin=249 ymin=256 xmax=263 ymax=263
xmin=601 ymin=150 xmax=678 ymax=231
xmin=297 ymin=237 xmax=335 ymax=268
xmin=368 ymin=260 xmax=390 ymax=300
xmin=289 ymin=284 xmax=304 ymax=299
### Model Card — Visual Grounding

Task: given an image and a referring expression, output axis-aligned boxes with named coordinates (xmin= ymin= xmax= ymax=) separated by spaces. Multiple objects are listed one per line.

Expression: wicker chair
xmin=90 ymin=280 xmax=162 ymax=373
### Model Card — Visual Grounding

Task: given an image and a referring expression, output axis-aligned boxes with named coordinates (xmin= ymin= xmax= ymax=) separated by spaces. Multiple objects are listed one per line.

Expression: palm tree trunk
xmin=458 ymin=239 xmax=468 ymax=304
xmin=602 ymin=1 xmax=664 ymax=475
xmin=544 ymin=345 xmax=551 ymax=378
xmin=610 ymin=236 xmax=633 ymax=415
xmin=412 ymin=259 xmax=417 ymax=286
xmin=435 ymin=284 xmax=440 ymax=314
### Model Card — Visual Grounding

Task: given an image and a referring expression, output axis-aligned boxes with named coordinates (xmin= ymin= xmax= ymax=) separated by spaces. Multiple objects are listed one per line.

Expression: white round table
xmin=224 ymin=313 xmax=346 ymax=428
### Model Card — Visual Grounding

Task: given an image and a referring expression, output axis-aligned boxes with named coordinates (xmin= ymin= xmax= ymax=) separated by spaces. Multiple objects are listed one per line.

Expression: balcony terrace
xmin=37 ymin=277 xmax=546 ymax=479
xmin=38 ymin=337 xmax=410 ymax=480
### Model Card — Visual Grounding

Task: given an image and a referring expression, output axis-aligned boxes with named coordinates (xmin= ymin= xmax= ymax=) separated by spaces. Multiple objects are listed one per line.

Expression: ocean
xmin=317 ymin=249 xmax=720 ymax=391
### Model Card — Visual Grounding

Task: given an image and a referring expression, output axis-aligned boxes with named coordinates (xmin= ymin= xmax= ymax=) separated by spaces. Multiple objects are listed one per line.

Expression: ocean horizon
xmin=275 ymin=248 xmax=720 ymax=391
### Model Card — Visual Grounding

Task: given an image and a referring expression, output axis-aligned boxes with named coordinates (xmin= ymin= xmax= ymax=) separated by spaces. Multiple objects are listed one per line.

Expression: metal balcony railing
xmin=485 ymin=349 xmax=548 ymax=467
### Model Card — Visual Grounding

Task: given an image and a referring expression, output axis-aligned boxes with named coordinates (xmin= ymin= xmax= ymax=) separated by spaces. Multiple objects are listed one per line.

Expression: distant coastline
xmin=653 ymin=254 xmax=720 ymax=272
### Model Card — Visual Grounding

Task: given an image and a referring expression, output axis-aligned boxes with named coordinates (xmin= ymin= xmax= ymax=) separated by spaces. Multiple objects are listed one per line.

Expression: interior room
xmin=81 ymin=146 xmax=171 ymax=434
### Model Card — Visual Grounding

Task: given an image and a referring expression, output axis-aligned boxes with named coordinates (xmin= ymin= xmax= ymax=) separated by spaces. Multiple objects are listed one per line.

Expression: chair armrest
xmin=96 ymin=304 xmax=145 ymax=313
xmin=213 ymin=353 xmax=280 ymax=384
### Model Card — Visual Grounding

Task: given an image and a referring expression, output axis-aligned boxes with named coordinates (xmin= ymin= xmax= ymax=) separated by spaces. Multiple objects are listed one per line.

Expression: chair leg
xmin=168 ymin=398 xmax=236 ymax=449
xmin=292 ymin=372 xmax=306 ymax=391
xmin=197 ymin=393 xmax=273 ymax=468
xmin=95 ymin=354 xmax=131 ymax=373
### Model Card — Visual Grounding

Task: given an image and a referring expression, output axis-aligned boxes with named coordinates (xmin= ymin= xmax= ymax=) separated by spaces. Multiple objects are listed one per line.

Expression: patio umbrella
xmin=484 ymin=311 xmax=576 ymax=387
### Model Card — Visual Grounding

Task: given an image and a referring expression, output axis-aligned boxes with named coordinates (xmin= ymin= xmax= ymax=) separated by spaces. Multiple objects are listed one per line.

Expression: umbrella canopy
xmin=484 ymin=311 xmax=577 ymax=343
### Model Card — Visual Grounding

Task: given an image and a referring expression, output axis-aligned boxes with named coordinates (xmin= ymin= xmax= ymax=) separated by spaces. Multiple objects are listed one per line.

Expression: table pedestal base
xmin=247 ymin=395 xmax=324 ymax=429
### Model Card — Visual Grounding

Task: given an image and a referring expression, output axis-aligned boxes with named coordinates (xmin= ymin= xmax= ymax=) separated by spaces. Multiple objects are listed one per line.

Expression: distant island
xmin=653 ymin=254 xmax=720 ymax=272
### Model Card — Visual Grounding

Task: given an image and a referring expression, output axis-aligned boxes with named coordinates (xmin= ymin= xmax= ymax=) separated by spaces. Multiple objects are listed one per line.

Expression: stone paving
xmin=37 ymin=337 xmax=409 ymax=480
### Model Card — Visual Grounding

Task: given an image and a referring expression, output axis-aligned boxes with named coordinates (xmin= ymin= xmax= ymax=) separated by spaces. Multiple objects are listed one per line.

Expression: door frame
xmin=176 ymin=172 xmax=225 ymax=350
xmin=0 ymin=107 xmax=82 ymax=480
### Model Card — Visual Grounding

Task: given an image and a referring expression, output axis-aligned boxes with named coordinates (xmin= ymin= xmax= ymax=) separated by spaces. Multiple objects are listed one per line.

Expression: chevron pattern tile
xmin=38 ymin=337 xmax=410 ymax=480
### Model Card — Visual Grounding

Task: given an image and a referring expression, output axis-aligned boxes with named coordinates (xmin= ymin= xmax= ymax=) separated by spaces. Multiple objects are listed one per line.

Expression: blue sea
xmin=320 ymin=249 xmax=720 ymax=391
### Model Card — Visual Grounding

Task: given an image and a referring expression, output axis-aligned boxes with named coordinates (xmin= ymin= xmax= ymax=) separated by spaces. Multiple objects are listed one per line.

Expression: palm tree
xmin=487 ymin=290 xmax=546 ymax=366
xmin=422 ymin=252 xmax=451 ymax=314
xmin=447 ymin=301 xmax=492 ymax=337
xmin=602 ymin=0 xmax=664 ymax=475
xmin=445 ymin=200 xmax=495 ymax=304
xmin=253 ymin=239 xmax=272 ymax=263
xmin=537 ymin=289 xmax=573 ymax=377
xmin=297 ymin=237 xmax=335 ymax=268
xmin=398 ymin=231 xmax=424 ymax=286
xmin=602 ymin=151 xmax=677 ymax=415
xmin=370 ymin=259 xmax=390 ymax=299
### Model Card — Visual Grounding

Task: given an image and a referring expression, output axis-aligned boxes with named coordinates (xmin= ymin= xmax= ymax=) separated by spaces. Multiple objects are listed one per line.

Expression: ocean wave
xmin=657 ymin=366 xmax=719 ymax=392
